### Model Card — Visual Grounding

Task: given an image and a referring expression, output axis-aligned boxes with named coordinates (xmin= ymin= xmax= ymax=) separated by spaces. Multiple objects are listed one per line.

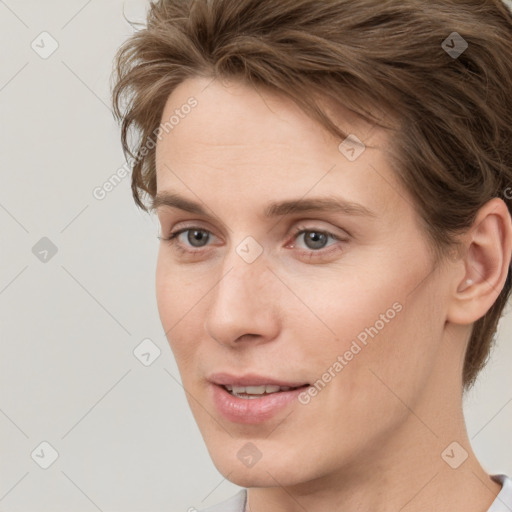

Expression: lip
xmin=208 ymin=372 xmax=309 ymax=388
xmin=208 ymin=373 xmax=310 ymax=424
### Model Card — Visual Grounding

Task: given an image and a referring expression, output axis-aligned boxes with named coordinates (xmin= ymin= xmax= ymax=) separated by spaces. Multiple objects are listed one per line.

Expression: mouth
xmin=208 ymin=374 xmax=311 ymax=424
xmin=222 ymin=383 xmax=309 ymax=399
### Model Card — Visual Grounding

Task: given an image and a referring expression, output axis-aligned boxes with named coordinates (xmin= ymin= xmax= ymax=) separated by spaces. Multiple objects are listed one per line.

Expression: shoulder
xmin=196 ymin=489 xmax=247 ymax=512
xmin=488 ymin=474 xmax=512 ymax=512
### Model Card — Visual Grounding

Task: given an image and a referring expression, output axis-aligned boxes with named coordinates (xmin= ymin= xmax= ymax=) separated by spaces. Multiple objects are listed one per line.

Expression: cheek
xmin=320 ymin=273 xmax=445 ymax=423
xmin=294 ymin=256 xmax=438 ymax=395
xmin=155 ymin=249 xmax=203 ymax=324
xmin=155 ymin=254 xmax=201 ymax=365
xmin=290 ymin=265 xmax=407 ymax=357
xmin=155 ymin=255 xmax=177 ymax=331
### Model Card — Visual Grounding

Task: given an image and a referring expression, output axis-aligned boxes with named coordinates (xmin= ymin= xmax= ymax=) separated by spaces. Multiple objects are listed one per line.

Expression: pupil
xmin=306 ymin=231 xmax=326 ymax=249
xmin=189 ymin=230 xmax=209 ymax=247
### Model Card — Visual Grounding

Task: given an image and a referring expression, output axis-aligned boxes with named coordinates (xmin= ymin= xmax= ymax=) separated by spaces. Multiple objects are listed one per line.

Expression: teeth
xmin=225 ymin=384 xmax=295 ymax=397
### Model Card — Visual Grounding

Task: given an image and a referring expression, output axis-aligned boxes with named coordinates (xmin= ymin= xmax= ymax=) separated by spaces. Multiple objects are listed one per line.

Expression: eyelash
xmin=158 ymin=225 xmax=346 ymax=260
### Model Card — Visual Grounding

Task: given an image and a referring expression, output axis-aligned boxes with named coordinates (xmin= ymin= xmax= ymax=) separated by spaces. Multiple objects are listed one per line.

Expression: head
xmin=112 ymin=0 xmax=512 ymax=488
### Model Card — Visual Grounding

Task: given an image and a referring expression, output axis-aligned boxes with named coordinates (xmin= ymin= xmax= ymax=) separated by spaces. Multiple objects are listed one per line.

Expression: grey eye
xmin=186 ymin=229 xmax=210 ymax=247
xmin=301 ymin=231 xmax=329 ymax=250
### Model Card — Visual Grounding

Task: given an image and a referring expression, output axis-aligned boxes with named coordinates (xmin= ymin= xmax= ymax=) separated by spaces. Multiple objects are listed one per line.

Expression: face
xmin=154 ymin=77 xmax=454 ymax=488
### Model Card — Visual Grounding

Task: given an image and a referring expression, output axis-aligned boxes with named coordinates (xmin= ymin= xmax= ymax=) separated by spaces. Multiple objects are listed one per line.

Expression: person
xmin=110 ymin=1 xmax=512 ymax=510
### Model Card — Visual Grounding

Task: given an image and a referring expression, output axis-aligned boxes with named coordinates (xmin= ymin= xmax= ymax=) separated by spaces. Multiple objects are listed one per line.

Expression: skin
xmin=153 ymin=76 xmax=511 ymax=512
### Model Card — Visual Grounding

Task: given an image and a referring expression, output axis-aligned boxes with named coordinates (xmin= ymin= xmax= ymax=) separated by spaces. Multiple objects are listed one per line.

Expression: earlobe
xmin=447 ymin=198 xmax=512 ymax=325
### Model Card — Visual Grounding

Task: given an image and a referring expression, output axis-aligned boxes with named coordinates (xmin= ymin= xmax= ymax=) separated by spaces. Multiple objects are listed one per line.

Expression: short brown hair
xmin=111 ymin=0 xmax=512 ymax=390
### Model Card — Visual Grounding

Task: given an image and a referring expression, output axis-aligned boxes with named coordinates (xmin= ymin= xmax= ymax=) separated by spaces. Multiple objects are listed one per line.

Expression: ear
xmin=447 ymin=198 xmax=512 ymax=325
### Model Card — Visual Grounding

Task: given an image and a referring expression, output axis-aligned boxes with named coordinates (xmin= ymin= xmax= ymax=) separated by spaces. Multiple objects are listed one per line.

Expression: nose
xmin=203 ymin=247 xmax=280 ymax=348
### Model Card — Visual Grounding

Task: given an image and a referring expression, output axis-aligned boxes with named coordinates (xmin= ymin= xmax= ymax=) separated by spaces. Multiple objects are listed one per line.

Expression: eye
xmin=287 ymin=225 xmax=346 ymax=260
xmin=291 ymin=227 xmax=338 ymax=251
xmin=159 ymin=227 xmax=213 ymax=251
xmin=158 ymin=224 xmax=347 ymax=259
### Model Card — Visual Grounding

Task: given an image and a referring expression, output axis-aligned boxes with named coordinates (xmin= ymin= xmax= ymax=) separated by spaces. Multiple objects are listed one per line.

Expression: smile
xmin=224 ymin=384 xmax=305 ymax=399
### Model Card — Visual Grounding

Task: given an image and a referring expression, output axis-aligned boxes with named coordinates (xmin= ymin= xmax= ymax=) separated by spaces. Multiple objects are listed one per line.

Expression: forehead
xmin=153 ymin=76 xmax=407 ymax=226
xmin=156 ymin=76 xmax=375 ymax=160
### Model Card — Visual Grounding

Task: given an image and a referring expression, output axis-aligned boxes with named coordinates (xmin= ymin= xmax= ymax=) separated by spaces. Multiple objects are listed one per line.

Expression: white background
xmin=0 ymin=1 xmax=511 ymax=511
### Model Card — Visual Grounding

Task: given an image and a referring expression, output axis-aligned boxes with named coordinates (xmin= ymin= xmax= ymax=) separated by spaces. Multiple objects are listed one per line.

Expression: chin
xmin=224 ymin=468 xmax=280 ymax=488
xmin=205 ymin=441 xmax=314 ymax=488
xmin=215 ymin=459 xmax=303 ymax=488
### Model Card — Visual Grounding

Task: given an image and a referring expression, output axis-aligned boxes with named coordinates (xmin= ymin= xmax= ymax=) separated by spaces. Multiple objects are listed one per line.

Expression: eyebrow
xmin=151 ymin=192 xmax=376 ymax=219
